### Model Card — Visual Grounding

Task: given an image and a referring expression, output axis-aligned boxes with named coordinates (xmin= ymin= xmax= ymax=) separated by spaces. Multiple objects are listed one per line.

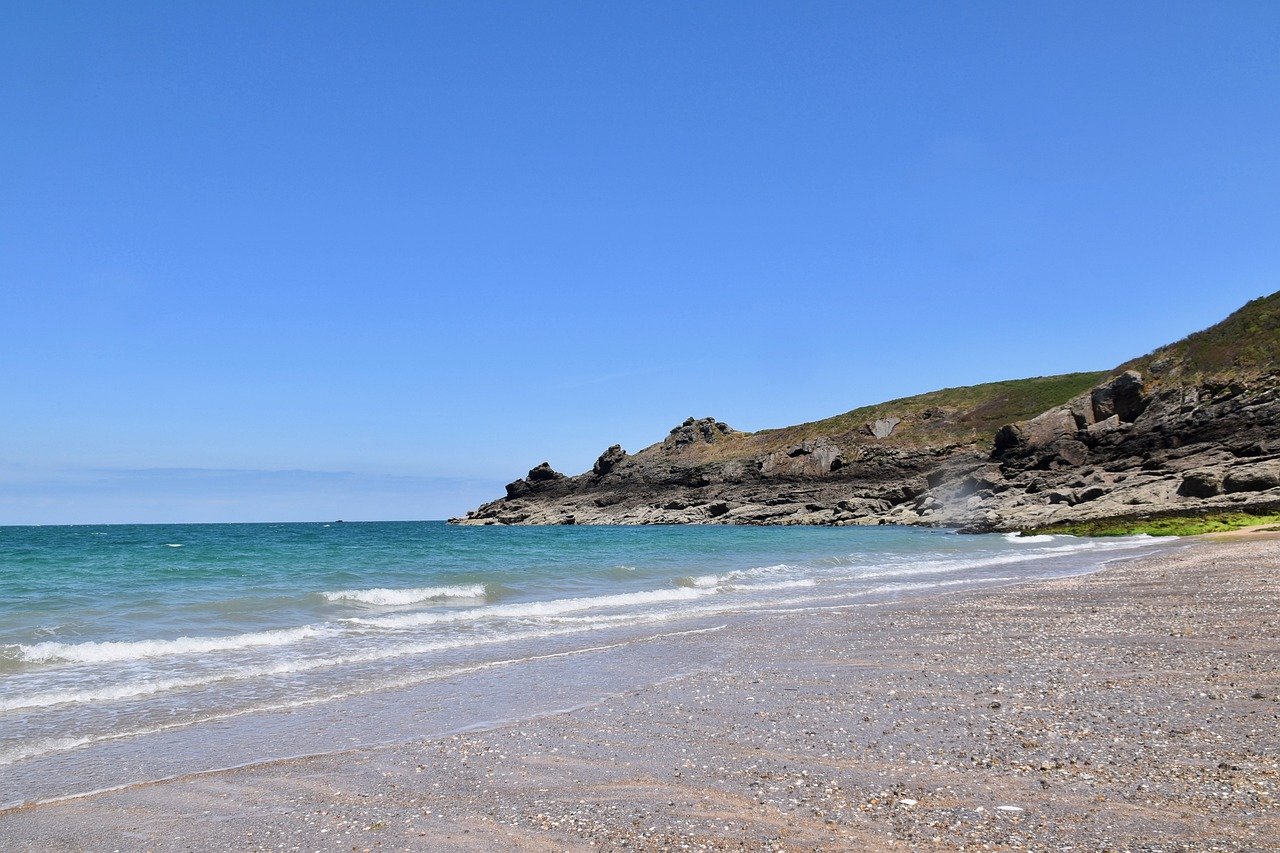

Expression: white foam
xmin=321 ymin=583 xmax=487 ymax=606
xmin=164 ymin=544 xmax=183 ymax=548
xmin=726 ymin=579 xmax=816 ymax=592
xmin=0 ymin=735 xmax=98 ymax=766
xmin=849 ymin=551 xmax=1054 ymax=580
xmin=1005 ymin=532 xmax=1054 ymax=543
xmin=16 ymin=625 xmax=325 ymax=665
xmin=848 ymin=536 xmax=1166 ymax=580
xmin=689 ymin=574 xmax=723 ymax=588
xmin=0 ymin=675 xmax=228 ymax=712
xmin=348 ymin=586 xmax=712 ymax=630
xmin=0 ymin=625 xmax=728 ymax=766
xmin=687 ymin=563 xmax=798 ymax=588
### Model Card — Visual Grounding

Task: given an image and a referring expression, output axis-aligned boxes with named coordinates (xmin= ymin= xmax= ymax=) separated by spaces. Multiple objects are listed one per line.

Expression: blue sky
xmin=2 ymin=2 xmax=1278 ymax=524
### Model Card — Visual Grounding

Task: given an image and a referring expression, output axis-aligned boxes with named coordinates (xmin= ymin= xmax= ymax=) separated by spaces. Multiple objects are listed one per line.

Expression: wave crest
xmin=14 ymin=625 xmax=324 ymax=665
xmin=320 ymin=583 xmax=487 ymax=606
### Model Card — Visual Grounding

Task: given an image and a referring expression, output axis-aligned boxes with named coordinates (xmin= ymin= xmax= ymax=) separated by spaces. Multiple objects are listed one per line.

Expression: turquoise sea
xmin=0 ymin=521 xmax=1172 ymax=808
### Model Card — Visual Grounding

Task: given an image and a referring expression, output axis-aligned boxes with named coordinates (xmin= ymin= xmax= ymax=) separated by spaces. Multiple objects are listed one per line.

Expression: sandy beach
xmin=2 ymin=535 xmax=1276 ymax=852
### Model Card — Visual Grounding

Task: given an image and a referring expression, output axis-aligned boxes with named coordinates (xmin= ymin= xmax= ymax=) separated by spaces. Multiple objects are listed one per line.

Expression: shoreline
xmin=2 ymin=537 xmax=1276 ymax=850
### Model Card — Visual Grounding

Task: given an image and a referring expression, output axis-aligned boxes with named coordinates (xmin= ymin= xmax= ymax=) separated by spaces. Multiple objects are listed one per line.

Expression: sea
xmin=0 ymin=521 xmax=1175 ymax=809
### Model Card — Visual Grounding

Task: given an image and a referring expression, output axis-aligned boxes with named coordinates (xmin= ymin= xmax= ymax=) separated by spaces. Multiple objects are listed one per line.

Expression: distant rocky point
xmin=451 ymin=293 xmax=1280 ymax=532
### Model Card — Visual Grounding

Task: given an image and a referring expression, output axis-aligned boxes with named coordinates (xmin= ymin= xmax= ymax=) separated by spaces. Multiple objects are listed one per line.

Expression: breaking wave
xmin=13 ymin=625 xmax=326 ymax=665
xmin=320 ymin=583 xmax=487 ymax=606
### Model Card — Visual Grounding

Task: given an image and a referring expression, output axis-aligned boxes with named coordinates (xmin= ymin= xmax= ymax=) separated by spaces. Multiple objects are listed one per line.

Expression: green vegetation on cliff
xmin=758 ymin=371 xmax=1109 ymax=450
xmin=1123 ymin=291 xmax=1280 ymax=381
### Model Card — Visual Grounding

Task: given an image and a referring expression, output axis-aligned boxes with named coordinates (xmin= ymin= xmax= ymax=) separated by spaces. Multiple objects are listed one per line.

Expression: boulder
xmin=914 ymin=495 xmax=943 ymax=513
xmin=1223 ymin=466 xmax=1280 ymax=493
xmin=1076 ymin=486 xmax=1108 ymax=503
xmin=865 ymin=417 xmax=901 ymax=439
xmin=1091 ymin=370 xmax=1147 ymax=423
xmin=837 ymin=497 xmax=892 ymax=516
xmin=1067 ymin=394 xmax=1097 ymax=430
xmin=1086 ymin=414 xmax=1122 ymax=436
xmin=995 ymin=408 xmax=1078 ymax=453
xmin=1177 ymin=470 xmax=1222 ymax=498
xmin=993 ymin=423 xmax=1023 ymax=453
xmin=960 ymin=469 xmax=1002 ymax=495
xmin=526 ymin=462 xmax=564 ymax=482
xmin=1052 ymin=439 xmax=1089 ymax=468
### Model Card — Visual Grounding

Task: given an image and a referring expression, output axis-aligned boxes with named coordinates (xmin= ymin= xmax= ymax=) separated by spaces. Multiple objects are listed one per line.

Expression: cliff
xmin=451 ymin=292 xmax=1280 ymax=531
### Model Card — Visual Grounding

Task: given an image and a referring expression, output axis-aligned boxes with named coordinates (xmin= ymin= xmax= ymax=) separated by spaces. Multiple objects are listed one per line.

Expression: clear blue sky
xmin=2 ymin=2 xmax=1278 ymax=524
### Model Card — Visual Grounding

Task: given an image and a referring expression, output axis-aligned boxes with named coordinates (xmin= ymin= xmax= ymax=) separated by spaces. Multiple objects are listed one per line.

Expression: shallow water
xmin=0 ymin=521 xmax=1173 ymax=807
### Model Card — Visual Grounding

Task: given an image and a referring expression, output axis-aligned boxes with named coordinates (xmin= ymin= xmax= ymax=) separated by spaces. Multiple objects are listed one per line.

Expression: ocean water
xmin=0 ymin=521 xmax=1173 ymax=808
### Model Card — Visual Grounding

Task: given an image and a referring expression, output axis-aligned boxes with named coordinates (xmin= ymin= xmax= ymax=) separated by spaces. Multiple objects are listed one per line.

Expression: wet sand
xmin=2 ymin=536 xmax=1276 ymax=851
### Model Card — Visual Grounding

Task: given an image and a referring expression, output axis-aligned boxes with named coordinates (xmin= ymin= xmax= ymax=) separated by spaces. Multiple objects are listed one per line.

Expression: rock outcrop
xmin=451 ymin=293 xmax=1280 ymax=531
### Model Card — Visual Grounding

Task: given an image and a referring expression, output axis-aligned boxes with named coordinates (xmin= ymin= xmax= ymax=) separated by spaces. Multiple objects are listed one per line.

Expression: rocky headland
xmin=452 ymin=293 xmax=1280 ymax=532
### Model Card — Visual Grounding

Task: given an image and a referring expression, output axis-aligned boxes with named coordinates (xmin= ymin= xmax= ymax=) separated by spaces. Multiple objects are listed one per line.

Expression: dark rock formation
xmin=592 ymin=445 xmax=627 ymax=477
xmin=667 ymin=417 xmax=733 ymax=447
xmin=1223 ymin=465 xmax=1280 ymax=493
xmin=526 ymin=462 xmax=564 ymax=482
xmin=449 ymin=293 xmax=1280 ymax=531
xmin=1178 ymin=471 xmax=1222 ymax=498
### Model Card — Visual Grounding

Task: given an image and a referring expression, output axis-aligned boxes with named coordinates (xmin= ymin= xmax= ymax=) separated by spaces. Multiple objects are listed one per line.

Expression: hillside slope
xmin=452 ymin=292 xmax=1280 ymax=531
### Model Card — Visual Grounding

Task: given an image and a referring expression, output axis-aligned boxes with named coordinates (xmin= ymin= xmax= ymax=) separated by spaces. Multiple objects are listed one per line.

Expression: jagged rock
xmin=992 ymin=423 xmax=1020 ymax=453
xmin=995 ymin=409 xmax=1078 ymax=454
xmin=873 ymin=481 xmax=919 ymax=503
xmin=526 ymin=462 xmax=564 ymax=482
xmin=453 ymin=294 xmax=1280 ymax=530
xmin=1076 ymin=486 xmax=1108 ymax=503
xmin=1092 ymin=370 xmax=1147 ymax=422
xmin=866 ymin=417 xmax=901 ymax=439
xmin=1053 ymin=439 xmax=1089 ymax=468
xmin=1087 ymin=414 xmax=1122 ymax=436
xmin=1068 ymin=394 xmax=1097 ymax=429
xmin=915 ymin=495 xmax=943 ymax=512
xmin=666 ymin=417 xmax=733 ymax=448
xmin=960 ymin=469 xmax=1002 ymax=495
xmin=677 ymin=470 xmax=713 ymax=487
xmin=1232 ymin=440 xmax=1276 ymax=457
xmin=837 ymin=497 xmax=892 ymax=516
xmin=1178 ymin=471 xmax=1223 ymax=498
xmin=592 ymin=445 xmax=627 ymax=476
xmin=761 ymin=438 xmax=844 ymax=477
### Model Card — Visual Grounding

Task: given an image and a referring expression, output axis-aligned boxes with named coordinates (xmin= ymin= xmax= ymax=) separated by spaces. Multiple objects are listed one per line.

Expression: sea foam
xmin=348 ymin=585 xmax=712 ymax=630
xmin=321 ymin=583 xmax=487 ymax=606
xmin=15 ymin=625 xmax=325 ymax=665
xmin=1005 ymin=532 xmax=1055 ymax=543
